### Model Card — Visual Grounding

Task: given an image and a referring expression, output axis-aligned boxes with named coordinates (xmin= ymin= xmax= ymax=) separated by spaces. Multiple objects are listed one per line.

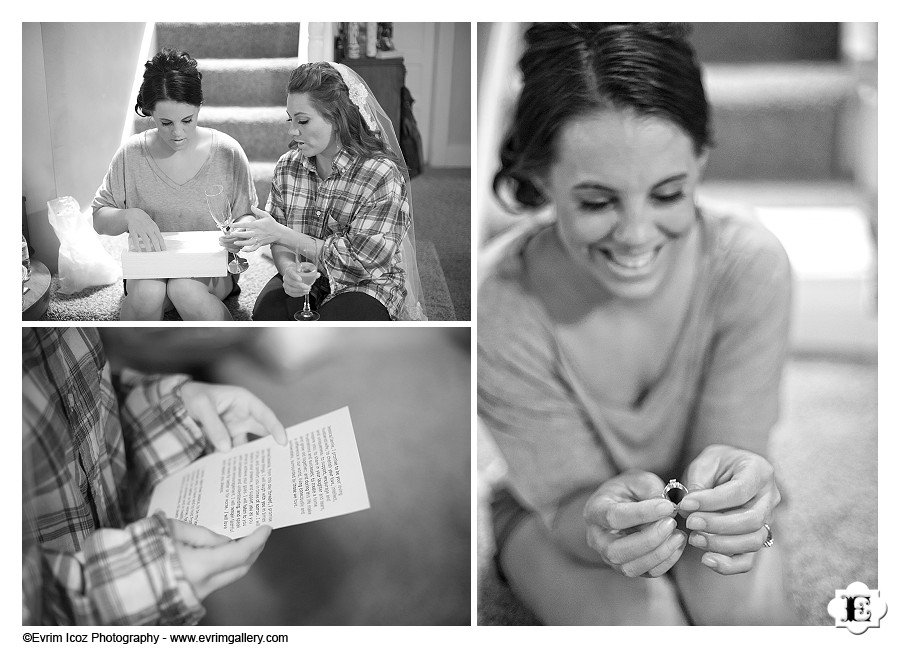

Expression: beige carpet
xmin=477 ymin=357 xmax=878 ymax=625
xmin=40 ymin=239 xmax=456 ymax=321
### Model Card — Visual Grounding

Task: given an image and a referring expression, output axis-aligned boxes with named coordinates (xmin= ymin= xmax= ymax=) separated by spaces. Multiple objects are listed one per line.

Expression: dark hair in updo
xmin=135 ymin=48 xmax=203 ymax=117
xmin=493 ymin=23 xmax=712 ymax=209
xmin=286 ymin=62 xmax=404 ymax=169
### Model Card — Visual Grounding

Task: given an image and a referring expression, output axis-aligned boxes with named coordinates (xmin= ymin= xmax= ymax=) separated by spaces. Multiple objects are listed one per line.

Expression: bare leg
xmin=671 ymin=543 xmax=799 ymax=625
xmin=500 ymin=513 xmax=689 ymax=625
xmin=167 ymin=277 xmax=233 ymax=321
xmin=120 ymin=278 xmax=169 ymax=321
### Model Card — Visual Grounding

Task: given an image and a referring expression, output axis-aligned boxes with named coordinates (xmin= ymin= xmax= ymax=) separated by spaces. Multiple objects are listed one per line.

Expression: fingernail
xmin=689 ymin=533 xmax=707 ymax=548
xmin=679 ymin=498 xmax=700 ymax=512
xmin=656 ymin=500 xmax=676 ymax=516
xmin=701 ymin=554 xmax=718 ymax=569
xmin=660 ymin=517 xmax=676 ymax=533
xmin=686 ymin=516 xmax=706 ymax=531
xmin=671 ymin=532 xmax=686 ymax=551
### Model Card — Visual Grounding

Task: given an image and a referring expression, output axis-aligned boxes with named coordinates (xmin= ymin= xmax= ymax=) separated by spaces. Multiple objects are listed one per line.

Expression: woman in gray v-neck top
xmin=479 ymin=24 xmax=796 ymax=625
xmin=92 ymin=49 xmax=256 ymax=321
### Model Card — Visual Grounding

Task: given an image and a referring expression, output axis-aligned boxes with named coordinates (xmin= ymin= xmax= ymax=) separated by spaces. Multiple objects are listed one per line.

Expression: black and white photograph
xmin=22 ymin=22 xmax=470 ymax=322
xmin=477 ymin=22 xmax=878 ymax=625
xmin=14 ymin=11 xmax=892 ymax=641
xmin=23 ymin=327 xmax=470 ymax=625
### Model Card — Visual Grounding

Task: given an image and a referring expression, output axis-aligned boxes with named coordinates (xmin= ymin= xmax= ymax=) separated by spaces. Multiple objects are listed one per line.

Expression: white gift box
xmin=121 ymin=231 xmax=227 ymax=279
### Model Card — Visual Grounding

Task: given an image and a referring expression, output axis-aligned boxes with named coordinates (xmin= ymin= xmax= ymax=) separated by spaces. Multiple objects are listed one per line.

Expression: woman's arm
xmin=478 ymin=269 xmax=682 ymax=570
xmin=91 ymin=140 xmax=165 ymax=251
xmin=675 ymin=220 xmax=793 ymax=575
xmin=683 ymin=222 xmax=792 ymax=462
xmin=94 ymin=206 xmax=166 ymax=252
xmin=23 ymin=512 xmax=205 ymax=625
xmin=318 ymin=165 xmax=408 ymax=284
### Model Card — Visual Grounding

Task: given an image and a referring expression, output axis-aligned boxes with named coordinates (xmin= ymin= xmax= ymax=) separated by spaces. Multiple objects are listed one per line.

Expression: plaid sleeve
xmin=24 ymin=511 xmax=204 ymax=625
xmin=320 ymin=163 xmax=408 ymax=283
xmin=115 ymin=371 xmax=211 ymax=514
xmin=266 ymin=155 xmax=289 ymax=224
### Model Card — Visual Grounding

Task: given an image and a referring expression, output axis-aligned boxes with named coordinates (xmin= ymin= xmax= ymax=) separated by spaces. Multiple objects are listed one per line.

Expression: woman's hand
xmin=126 ymin=208 xmax=165 ymax=252
xmin=282 ymin=263 xmax=321 ymax=298
xmin=677 ymin=444 xmax=781 ymax=575
xmin=168 ymin=518 xmax=271 ymax=601
xmin=229 ymin=206 xmax=290 ymax=252
xmin=583 ymin=470 xmax=684 ymax=578
xmin=218 ymin=233 xmax=244 ymax=253
xmin=180 ymin=382 xmax=287 ymax=451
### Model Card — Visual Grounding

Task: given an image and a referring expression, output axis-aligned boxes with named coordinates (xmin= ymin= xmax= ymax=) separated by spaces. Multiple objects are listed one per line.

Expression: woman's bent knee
xmin=499 ymin=513 xmax=688 ymax=625
xmin=121 ymin=279 xmax=168 ymax=320
xmin=672 ymin=544 xmax=798 ymax=625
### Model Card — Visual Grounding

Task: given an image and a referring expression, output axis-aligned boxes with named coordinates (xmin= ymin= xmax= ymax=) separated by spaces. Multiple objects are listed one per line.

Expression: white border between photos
xmin=5 ymin=2 xmax=897 ymax=646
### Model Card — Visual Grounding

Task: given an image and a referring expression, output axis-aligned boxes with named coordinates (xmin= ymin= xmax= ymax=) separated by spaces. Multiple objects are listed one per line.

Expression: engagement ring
xmin=763 ymin=523 xmax=774 ymax=548
xmin=663 ymin=479 xmax=688 ymax=506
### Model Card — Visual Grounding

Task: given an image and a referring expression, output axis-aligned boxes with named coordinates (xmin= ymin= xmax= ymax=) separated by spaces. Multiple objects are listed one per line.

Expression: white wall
xmin=22 ymin=22 xmax=147 ymax=270
xmin=394 ymin=23 xmax=436 ymax=163
xmin=430 ymin=23 xmax=470 ymax=168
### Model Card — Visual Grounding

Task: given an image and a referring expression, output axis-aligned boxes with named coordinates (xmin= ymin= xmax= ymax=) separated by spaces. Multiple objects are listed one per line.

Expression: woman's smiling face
xmin=543 ymin=109 xmax=706 ymax=301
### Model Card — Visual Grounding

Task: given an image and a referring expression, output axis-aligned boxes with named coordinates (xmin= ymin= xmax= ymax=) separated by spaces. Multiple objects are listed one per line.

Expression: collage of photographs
xmin=20 ymin=18 xmax=883 ymax=639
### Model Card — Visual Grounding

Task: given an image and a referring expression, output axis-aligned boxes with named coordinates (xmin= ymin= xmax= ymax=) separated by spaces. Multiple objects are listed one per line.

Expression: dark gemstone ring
xmin=663 ymin=479 xmax=688 ymax=505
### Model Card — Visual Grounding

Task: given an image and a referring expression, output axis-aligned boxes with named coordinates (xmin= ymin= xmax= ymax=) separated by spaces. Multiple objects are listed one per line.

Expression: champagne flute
xmin=205 ymin=184 xmax=249 ymax=274
xmin=293 ymin=238 xmax=320 ymax=321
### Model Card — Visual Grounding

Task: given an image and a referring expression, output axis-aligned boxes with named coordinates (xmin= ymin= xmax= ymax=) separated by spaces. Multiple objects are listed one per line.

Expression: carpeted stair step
xmin=703 ymin=63 xmax=857 ymax=181
xmin=698 ymin=179 xmax=876 ymax=359
xmin=690 ymin=22 xmax=840 ymax=63
xmin=156 ymin=22 xmax=300 ymax=59
xmin=198 ymin=58 xmax=297 ymax=107
xmin=249 ymin=160 xmax=276 ymax=206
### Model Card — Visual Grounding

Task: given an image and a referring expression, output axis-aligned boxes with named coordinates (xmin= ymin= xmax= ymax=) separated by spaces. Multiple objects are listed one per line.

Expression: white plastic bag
xmin=47 ymin=196 xmax=121 ymax=294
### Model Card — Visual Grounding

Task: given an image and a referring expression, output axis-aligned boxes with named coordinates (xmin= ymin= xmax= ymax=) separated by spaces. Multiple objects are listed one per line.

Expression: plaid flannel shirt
xmin=22 ymin=328 xmax=211 ymax=625
xmin=267 ymin=146 xmax=410 ymax=320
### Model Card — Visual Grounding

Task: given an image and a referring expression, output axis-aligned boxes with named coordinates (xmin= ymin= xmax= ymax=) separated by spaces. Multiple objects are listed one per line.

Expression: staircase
xmin=692 ymin=23 xmax=877 ymax=359
xmin=134 ymin=22 xmax=460 ymax=320
xmin=140 ymin=22 xmax=300 ymax=206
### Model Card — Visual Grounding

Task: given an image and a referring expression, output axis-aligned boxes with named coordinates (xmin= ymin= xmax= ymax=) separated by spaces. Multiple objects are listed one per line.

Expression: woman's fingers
xmin=182 ymin=386 xmax=232 ymax=452
xmin=283 ymin=269 xmax=317 ymax=297
xmin=680 ymin=474 xmax=762 ymax=513
xmin=238 ymin=391 xmax=287 ymax=446
xmin=689 ymin=524 xmax=770 ymax=555
xmin=685 ymin=503 xmax=767 ymax=535
xmin=645 ymin=532 xmax=687 ymax=578
xmin=699 ymin=551 xmax=756 ymax=575
xmin=585 ymin=496 xmax=675 ymax=532
xmin=179 ymin=526 xmax=272 ymax=600
xmin=168 ymin=518 xmax=232 ymax=548
xmin=150 ymin=227 xmax=166 ymax=251
xmin=604 ymin=517 xmax=676 ymax=567
xmin=680 ymin=446 xmax=773 ymax=514
xmin=250 ymin=205 xmax=271 ymax=219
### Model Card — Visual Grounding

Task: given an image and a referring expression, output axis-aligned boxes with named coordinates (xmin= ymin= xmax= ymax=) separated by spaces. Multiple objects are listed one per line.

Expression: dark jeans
xmin=252 ymin=274 xmax=391 ymax=321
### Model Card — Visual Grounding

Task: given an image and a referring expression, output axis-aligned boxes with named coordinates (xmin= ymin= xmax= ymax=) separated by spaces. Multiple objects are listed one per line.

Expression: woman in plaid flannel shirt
xmin=22 ymin=328 xmax=286 ymax=625
xmin=226 ymin=62 xmax=424 ymax=321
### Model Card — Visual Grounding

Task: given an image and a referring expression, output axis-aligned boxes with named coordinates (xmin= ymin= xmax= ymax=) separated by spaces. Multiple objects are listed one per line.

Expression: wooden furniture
xmin=343 ymin=57 xmax=405 ymax=135
xmin=22 ymin=259 xmax=50 ymax=321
